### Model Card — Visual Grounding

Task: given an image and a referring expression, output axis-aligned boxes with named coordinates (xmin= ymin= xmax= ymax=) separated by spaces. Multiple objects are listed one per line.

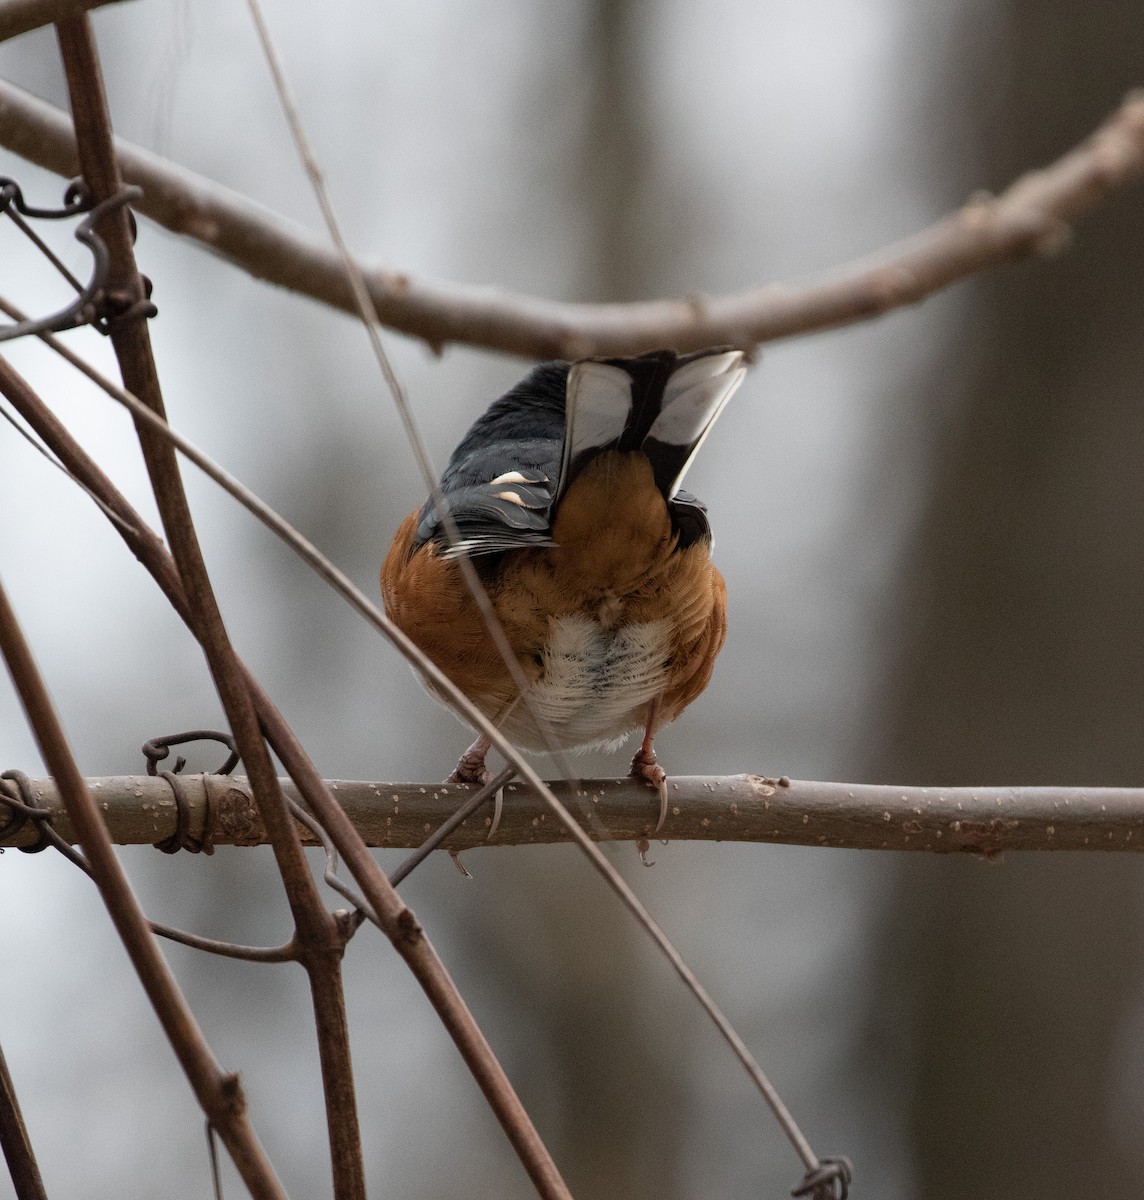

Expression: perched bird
xmin=381 ymin=347 xmax=746 ymax=833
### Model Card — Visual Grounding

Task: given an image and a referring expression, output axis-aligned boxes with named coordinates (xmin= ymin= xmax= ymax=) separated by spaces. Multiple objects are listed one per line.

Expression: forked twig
xmin=54 ymin=17 xmax=366 ymax=1197
xmin=0 ymin=350 xmax=573 ymax=1199
xmin=0 ymin=576 xmax=288 ymax=1200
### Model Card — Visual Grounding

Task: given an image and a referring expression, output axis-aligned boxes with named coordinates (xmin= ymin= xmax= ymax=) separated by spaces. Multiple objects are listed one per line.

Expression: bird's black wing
xmin=413 ymin=362 xmax=569 ymax=556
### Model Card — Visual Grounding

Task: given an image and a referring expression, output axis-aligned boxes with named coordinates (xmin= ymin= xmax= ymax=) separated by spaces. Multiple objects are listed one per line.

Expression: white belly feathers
xmin=496 ymin=614 xmax=671 ymax=752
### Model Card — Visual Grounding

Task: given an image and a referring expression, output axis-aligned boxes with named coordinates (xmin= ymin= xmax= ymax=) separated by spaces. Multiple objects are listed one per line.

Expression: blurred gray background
xmin=2 ymin=1 xmax=1143 ymax=1197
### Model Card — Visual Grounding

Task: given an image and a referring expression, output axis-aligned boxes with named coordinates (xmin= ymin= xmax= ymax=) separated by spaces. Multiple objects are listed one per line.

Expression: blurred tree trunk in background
xmin=868 ymin=3 xmax=1144 ymax=1197
xmin=450 ymin=3 xmax=690 ymax=1197
xmin=519 ymin=0 xmax=693 ymax=1187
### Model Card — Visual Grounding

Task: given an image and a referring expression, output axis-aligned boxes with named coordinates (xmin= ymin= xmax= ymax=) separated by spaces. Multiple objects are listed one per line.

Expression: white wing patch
xmin=440 ymin=533 xmax=556 ymax=558
xmin=489 ymin=470 xmax=544 ymax=486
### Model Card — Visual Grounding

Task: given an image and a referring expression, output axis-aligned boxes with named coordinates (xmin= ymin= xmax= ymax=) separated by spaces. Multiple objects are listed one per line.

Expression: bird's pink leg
xmin=448 ymin=732 xmax=492 ymax=786
xmin=447 ymin=732 xmax=507 ymax=843
xmin=630 ymin=699 xmax=668 ymax=836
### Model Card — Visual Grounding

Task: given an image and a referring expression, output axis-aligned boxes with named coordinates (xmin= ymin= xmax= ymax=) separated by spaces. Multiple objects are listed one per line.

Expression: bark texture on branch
xmin=0 ymin=0 xmax=124 ymax=43
xmin=0 ymin=82 xmax=1141 ymax=358
xmin=4 ymin=773 xmax=1143 ymax=855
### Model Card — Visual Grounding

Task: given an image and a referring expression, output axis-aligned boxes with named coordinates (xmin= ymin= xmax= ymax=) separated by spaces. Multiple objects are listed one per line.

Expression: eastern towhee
xmin=381 ymin=347 xmax=746 ymax=833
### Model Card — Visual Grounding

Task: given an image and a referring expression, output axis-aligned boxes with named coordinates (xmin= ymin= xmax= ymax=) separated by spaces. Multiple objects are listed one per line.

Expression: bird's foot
xmin=447 ymin=749 xmax=490 ymax=788
xmin=446 ymin=735 xmax=504 ymax=841
xmin=630 ymin=746 xmax=669 ymax=839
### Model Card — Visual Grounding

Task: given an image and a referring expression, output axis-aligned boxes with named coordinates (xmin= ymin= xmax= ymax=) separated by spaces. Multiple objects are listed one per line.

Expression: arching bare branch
xmin=0 ymin=81 xmax=1141 ymax=359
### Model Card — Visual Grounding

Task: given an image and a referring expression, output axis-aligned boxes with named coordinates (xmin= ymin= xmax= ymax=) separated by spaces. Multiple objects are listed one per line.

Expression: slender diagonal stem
xmin=0 ymin=1039 xmax=47 ymax=1200
xmin=0 ymin=354 xmax=574 ymax=1200
xmin=0 ymin=575 xmax=287 ymax=1200
xmin=243 ymin=0 xmax=581 ymax=785
xmin=389 ymin=766 xmax=516 ymax=886
xmin=53 ymin=18 xmax=365 ymax=1197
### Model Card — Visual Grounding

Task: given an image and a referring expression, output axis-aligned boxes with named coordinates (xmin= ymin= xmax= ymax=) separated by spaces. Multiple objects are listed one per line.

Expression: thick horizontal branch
xmin=0 ymin=82 xmax=1141 ymax=358
xmin=4 ymin=774 xmax=1144 ymax=855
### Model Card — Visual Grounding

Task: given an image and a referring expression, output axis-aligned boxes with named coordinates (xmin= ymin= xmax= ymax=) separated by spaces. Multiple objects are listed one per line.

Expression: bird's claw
xmin=449 ymin=850 xmax=473 ymax=878
xmin=630 ymin=749 xmax=669 ymax=837
xmin=485 ymin=786 xmax=504 ymax=842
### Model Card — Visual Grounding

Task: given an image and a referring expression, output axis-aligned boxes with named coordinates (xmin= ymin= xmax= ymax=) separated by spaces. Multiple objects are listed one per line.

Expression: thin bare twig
xmin=389 ymin=766 xmax=516 ymax=886
xmin=0 ymin=1040 xmax=47 ymax=1200
xmin=0 ymin=575 xmax=288 ymax=1200
xmin=0 ymin=397 xmax=140 ymax=535
xmin=148 ymin=923 xmax=299 ymax=964
xmin=243 ymin=0 xmax=581 ymax=785
xmin=0 ymin=81 xmax=1141 ymax=358
xmin=53 ymin=18 xmax=366 ymax=1197
xmin=285 ymin=799 xmax=376 ymax=920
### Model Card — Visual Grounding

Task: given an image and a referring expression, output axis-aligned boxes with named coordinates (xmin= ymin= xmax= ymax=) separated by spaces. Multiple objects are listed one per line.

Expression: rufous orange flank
xmin=381 ymin=348 xmax=746 ymax=832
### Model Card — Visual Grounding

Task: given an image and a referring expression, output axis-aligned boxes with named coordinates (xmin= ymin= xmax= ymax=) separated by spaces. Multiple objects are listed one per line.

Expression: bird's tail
xmin=556 ymin=347 xmax=746 ymax=504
